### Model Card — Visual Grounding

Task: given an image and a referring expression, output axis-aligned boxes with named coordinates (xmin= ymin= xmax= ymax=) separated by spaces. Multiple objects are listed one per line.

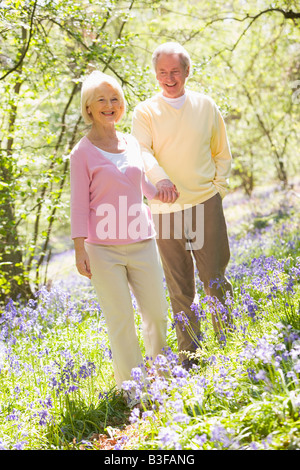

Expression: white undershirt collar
xmin=94 ymin=145 xmax=129 ymax=173
xmin=160 ymin=92 xmax=186 ymax=109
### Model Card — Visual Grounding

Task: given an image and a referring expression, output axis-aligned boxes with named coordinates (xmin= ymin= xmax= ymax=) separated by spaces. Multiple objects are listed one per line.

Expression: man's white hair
xmin=152 ymin=42 xmax=192 ymax=72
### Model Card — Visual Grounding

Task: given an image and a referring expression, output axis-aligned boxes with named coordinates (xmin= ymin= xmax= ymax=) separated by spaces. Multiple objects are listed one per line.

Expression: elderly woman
xmin=70 ymin=71 xmax=174 ymax=407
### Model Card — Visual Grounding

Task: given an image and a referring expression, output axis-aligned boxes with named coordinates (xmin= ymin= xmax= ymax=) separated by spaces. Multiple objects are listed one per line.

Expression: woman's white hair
xmin=81 ymin=70 xmax=126 ymax=125
xmin=152 ymin=42 xmax=192 ymax=73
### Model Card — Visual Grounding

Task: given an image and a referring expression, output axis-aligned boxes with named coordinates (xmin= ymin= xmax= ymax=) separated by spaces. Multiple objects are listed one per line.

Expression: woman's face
xmin=87 ymin=83 xmax=123 ymax=125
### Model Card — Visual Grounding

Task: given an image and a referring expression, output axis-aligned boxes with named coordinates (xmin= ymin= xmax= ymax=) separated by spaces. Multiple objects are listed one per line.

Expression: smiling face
xmin=87 ymin=83 xmax=123 ymax=125
xmin=155 ymin=53 xmax=189 ymax=99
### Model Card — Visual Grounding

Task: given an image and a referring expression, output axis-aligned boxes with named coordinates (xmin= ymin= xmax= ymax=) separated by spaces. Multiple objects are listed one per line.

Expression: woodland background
xmin=0 ymin=0 xmax=299 ymax=302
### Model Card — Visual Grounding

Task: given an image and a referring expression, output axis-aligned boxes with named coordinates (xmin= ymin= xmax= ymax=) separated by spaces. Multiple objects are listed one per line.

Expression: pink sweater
xmin=70 ymin=134 xmax=157 ymax=244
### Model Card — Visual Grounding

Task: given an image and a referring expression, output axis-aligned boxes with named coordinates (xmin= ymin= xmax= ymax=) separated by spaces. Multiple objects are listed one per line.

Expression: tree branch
xmin=25 ymin=82 xmax=79 ymax=275
xmin=0 ymin=0 xmax=38 ymax=80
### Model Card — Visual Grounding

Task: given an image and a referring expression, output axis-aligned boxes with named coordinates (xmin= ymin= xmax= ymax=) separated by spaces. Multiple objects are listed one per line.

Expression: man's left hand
xmin=156 ymin=179 xmax=180 ymax=203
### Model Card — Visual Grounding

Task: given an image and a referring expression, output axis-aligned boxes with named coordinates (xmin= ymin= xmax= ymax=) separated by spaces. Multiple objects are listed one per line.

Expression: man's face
xmin=155 ymin=53 xmax=189 ymax=99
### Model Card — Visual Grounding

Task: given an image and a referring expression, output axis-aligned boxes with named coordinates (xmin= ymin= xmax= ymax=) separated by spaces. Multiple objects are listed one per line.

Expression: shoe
xmin=124 ymin=391 xmax=150 ymax=409
xmin=181 ymin=358 xmax=198 ymax=371
xmin=126 ymin=396 xmax=141 ymax=409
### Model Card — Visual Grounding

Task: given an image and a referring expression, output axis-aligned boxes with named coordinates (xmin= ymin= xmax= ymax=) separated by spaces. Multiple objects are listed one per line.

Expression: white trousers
xmin=85 ymin=238 xmax=168 ymax=389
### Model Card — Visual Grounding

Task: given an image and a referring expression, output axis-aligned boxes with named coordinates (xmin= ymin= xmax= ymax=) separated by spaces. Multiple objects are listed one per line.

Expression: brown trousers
xmin=154 ymin=193 xmax=233 ymax=360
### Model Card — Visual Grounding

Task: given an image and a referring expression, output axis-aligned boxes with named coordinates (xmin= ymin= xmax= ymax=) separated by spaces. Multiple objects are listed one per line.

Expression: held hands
xmin=154 ymin=179 xmax=180 ymax=203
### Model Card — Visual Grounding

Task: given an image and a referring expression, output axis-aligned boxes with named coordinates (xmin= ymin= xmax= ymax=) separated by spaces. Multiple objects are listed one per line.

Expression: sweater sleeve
xmin=130 ymin=133 xmax=158 ymax=200
xmin=210 ymin=104 xmax=232 ymax=198
xmin=141 ymin=171 xmax=158 ymax=200
xmin=70 ymin=150 xmax=90 ymax=239
xmin=132 ymin=104 xmax=170 ymax=185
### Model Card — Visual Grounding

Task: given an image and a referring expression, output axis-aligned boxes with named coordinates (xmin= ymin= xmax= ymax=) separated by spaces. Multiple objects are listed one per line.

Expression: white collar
xmin=160 ymin=92 xmax=186 ymax=109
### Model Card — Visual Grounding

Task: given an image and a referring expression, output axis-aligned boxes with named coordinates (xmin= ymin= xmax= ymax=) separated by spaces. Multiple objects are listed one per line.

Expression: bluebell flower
xmin=122 ymin=380 xmax=136 ymax=392
xmin=211 ymin=425 xmax=232 ymax=448
xmin=193 ymin=434 xmax=207 ymax=447
xmin=113 ymin=442 xmax=123 ymax=450
xmin=129 ymin=407 xmax=140 ymax=424
xmin=6 ymin=409 xmax=20 ymax=421
xmin=153 ymin=353 xmax=170 ymax=373
xmin=255 ymin=370 xmax=267 ymax=381
xmin=37 ymin=409 xmax=49 ymax=426
xmin=142 ymin=410 xmax=155 ymax=420
xmin=12 ymin=441 xmax=27 ymax=450
xmin=249 ymin=441 xmax=260 ymax=450
xmin=0 ymin=439 xmax=8 ymax=450
xmin=173 ymin=311 xmax=190 ymax=330
xmin=173 ymin=413 xmax=190 ymax=424
xmin=158 ymin=427 xmax=180 ymax=449
xmin=131 ymin=367 xmax=144 ymax=382
xmin=172 ymin=365 xmax=188 ymax=378
xmin=190 ymin=303 xmax=207 ymax=321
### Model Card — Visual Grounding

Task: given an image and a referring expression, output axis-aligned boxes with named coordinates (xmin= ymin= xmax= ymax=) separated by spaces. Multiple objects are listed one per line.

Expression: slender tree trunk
xmin=1 ymin=29 xmax=32 ymax=302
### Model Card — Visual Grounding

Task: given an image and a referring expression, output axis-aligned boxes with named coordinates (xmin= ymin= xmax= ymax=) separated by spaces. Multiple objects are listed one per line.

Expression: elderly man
xmin=132 ymin=42 xmax=233 ymax=369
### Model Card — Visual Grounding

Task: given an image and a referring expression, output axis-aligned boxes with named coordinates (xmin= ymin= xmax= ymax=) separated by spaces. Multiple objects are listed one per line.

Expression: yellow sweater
xmin=132 ymin=90 xmax=232 ymax=213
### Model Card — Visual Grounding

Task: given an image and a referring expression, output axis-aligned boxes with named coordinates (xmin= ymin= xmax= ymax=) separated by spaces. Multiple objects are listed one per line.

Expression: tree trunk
xmin=0 ymin=28 xmax=32 ymax=303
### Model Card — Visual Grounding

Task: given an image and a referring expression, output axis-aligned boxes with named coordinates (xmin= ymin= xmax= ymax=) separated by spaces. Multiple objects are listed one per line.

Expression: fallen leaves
xmin=86 ymin=424 xmax=140 ymax=450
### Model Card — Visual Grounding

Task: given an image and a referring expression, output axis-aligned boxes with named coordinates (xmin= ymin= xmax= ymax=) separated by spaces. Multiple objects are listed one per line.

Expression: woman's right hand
xmin=156 ymin=179 xmax=180 ymax=203
xmin=74 ymin=238 xmax=92 ymax=279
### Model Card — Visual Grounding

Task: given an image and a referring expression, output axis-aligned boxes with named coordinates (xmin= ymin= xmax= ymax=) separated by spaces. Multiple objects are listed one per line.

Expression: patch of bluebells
xmin=239 ymin=325 xmax=300 ymax=385
xmin=175 ymin=253 xmax=300 ymax=340
xmin=1 ymin=191 xmax=300 ymax=450
xmin=124 ymin=321 xmax=300 ymax=450
xmin=225 ymin=188 xmax=300 ymax=264
xmin=49 ymin=358 xmax=96 ymax=396
xmin=0 ymin=283 xmax=106 ymax=345
xmin=0 ymin=280 xmax=108 ymax=449
xmin=210 ymin=425 xmax=238 ymax=449
xmin=193 ymin=433 xmax=207 ymax=448
xmin=157 ymin=426 xmax=183 ymax=450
